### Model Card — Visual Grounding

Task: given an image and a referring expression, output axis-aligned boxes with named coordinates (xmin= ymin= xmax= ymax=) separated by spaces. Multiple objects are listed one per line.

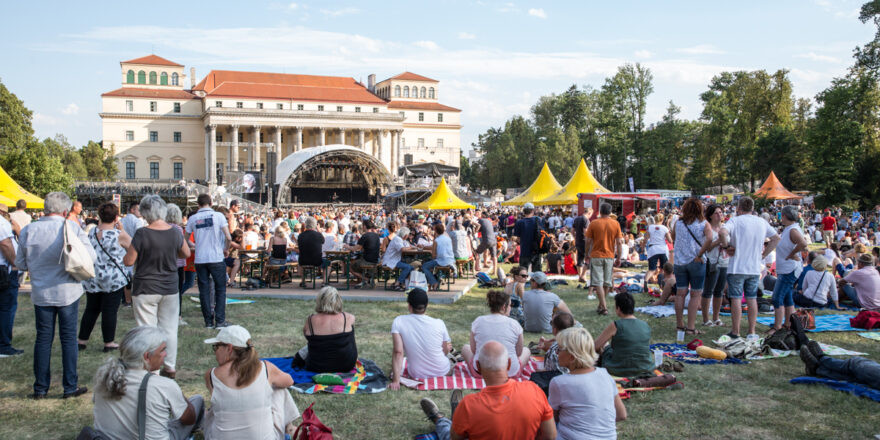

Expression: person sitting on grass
xmin=504 ymin=266 xmax=529 ymax=326
xmin=538 ymin=312 xmax=576 ymax=373
xmin=203 ymin=325 xmax=299 ymax=440
xmin=522 ymin=272 xmax=573 ymax=334
xmin=794 ymin=255 xmax=843 ymax=309
xmin=546 ymin=245 xmax=563 ymax=275
xmin=294 ymin=287 xmax=358 ymax=373
xmin=93 ymin=326 xmax=203 ymax=439
xmin=594 ymin=292 xmax=655 ymax=377
xmin=838 ymin=253 xmax=880 ymax=311
xmin=549 ymin=327 xmax=627 ymax=440
xmin=389 ymin=288 xmax=453 ymax=390
xmin=461 ymin=290 xmax=530 ymax=378
xmin=793 ymin=314 xmax=880 ymax=390
xmin=649 ymin=262 xmax=677 ymax=306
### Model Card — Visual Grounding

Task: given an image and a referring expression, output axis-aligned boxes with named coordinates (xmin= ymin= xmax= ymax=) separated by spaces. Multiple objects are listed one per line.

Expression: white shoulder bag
xmin=59 ymin=220 xmax=95 ymax=281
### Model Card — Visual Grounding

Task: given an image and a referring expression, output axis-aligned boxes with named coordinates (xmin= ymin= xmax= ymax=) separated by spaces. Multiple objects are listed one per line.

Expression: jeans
xmin=78 ymin=288 xmax=124 ymax=343
xmin=422 ymin=260 xmax=454 ymax=287
xmin=771 ymin=271 xmax=797 ymax=307
xmin=817 ymin=356 xmax=880 ymax=389
xmin=702 ymin=264 xmax=720 ymax=299
xmin=0 ymin=270 xmax=20 ymax=352
xmin=793 ymin=292 xmax=825 ymax=308
xmin=674 ymin=260 xmax=706 ymax=291
xmin=842 ymin=284 xmax=862 ymax=308
xmin=393 ymin=261 xmax=413 ymax=285
xmin=414 ymin=417 xmax=452 ymax=440
xmin=196 ymin=262 xmax=227 ymax=326
xmin=177 ymin=268 xmax=196 ymax=315
xmin=727 ymin=274 xmax=760 ymax=299
xmin=34 ymin=301 xmax=80 ymax=394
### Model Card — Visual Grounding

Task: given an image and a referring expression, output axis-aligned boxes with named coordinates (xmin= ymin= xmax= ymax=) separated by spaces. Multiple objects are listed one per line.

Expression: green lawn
xmin=1 ymin=265 xmax=879 ymax=439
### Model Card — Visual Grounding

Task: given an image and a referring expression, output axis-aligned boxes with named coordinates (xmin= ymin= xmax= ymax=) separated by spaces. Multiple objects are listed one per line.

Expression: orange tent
xmin=755 ymin=171 xmax=801 ymax=200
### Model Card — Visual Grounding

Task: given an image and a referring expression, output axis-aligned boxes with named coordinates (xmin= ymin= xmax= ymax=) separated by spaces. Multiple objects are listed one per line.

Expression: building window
xmin=429 ymin=87 xmax=435 ymax=99
xmin=418 ymin=138 xmax=424 ymax=148
xmin=138 ymin=71 xmax=146 ymax=84
xmin=355 ymin=107 xmax=361 ymax=113
xmin=149 ymin=162 xmax=159 ymax=179
xmin=297 ymin=104 xmax=304 ymax=110
xmin=420 ymin=87 xmax=426 ymax=98
xmin=394 ymin=85 xmax=401 ymax=97
xmin=437 ymin=113 xmax=443 ymax=122
xmin=277 ymin=103 xmax=283 ymax=110
xmin=259 ymin=133 xmax=264 ymax=142
xmin=399 ymin=111 xmax=405 ymax=118
xmin=403 ymin=86 xmax=410 ymax=98
xmin=318 ymin=105 xmax=324 ymax=111
xmin=150 ymin=101 xmax=157 ymax=112
xmin=126 ymin=162 xmax=135 ymax=179
xmin=126 ymin=70 xmax=135 ymax=84
xmin=418 ymin=112 xmax=424 ymax=122
xmin=173 ymin=162 xmax=183 ymax=179
xmin=373 ymin=107 xmax=379 ymax=113
xmin=404 ymin=154 xmax=413 ymax=165
xmin=257 ymin=102 xmax=263 ymax=109
xmin=160 ymin=72 xmax=168 ymax=85
xmin=215 ymin=133 xmax=222 ymax=142
xmin=126 ymin=100 xmax=133 ymax=112
xmin=173 ymin=102 xmax=181 ymax=113
xmin=238 ymin=132 xmax=243 ymax=142
xmin=149 ymin=131 xmax=158 ymax=142
xmin=236 ymin=102 xmax=243 ymax=109
xmin=171 ymin=72 xmax=179 ymax=86
xmin=337 ymin=106 xmax=343 ymax=112
xmin=149 ymin=71 xmax=157 ymax=85
xmin=437 ymin=139 xmax=444 ymax=148
xmin=174 ymin=132 xmax=181 ymax=143
xmin=215 ymin=101 xmax=222 ymax=108
xmin=125 ymin=130 xmax=134 ymax=141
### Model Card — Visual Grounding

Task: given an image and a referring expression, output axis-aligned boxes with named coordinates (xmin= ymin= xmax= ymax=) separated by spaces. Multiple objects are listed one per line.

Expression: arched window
xmin=394 ymin=85 xmax=401 ymax=97
xmin=428 ymin=87 xmax=435 ymax=99
xmin=171 ymin=72 xmax=179 ymax=86
xmin=138 ymin=71 xmax=146 ymax=84
xmin=149 ymin=71 xmax=157 ymax=84
xmin=160 ymin=72 xmax=168 ymax=85
xmin=420 ymin=87 xmax=426 ymax=98
xmin=126 ymin=70 xmax=135 ymax=84
xmin=403 ymin=86 xmax=410 ymax=98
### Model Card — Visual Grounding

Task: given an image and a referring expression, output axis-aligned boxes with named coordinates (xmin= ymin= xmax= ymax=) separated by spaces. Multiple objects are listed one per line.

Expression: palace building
xmin=100 ymin=55 xmax=461 ymax=203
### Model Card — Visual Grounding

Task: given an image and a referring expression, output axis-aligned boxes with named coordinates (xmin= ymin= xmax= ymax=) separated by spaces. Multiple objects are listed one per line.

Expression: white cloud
xmin=497 ymin=2 xmax=519 ymax=13
xmin=458 ymin=32 xmax=476 ymax=40
xmin=795 ymin=52 xmax=842 ymax=63
xmin=528 ymin=8 xmax=547 ymax=19
xmin=32 ymin=113 xmax=58 ymax=126
xmin=61 ymin=103 xmax=79 ymax=115
xmin=320 ymin=7 xmax=359 ymax=16
xmin=675 ymin=44 xmax=725 ymax=55
xmin=634 ymin=50 xmax=653 ymax=59
xmin=288 ymin=2 xmax=298 ymax=9
xmin=414 ymin=40 xmax=440 ymax=50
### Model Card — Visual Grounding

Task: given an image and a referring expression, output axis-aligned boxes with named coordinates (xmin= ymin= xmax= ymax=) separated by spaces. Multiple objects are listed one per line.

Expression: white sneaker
xmin=702 ymin=321 xmax=715 ymax=327
xmin=587 ymin=295 xmax=597 ymax=300
xmin=178 ymin=317 xmax=189 ymax=326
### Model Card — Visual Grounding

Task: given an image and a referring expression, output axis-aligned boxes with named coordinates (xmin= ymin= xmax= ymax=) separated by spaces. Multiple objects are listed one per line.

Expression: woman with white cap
xmin=203 ymin=325 xmax=300 ymax=440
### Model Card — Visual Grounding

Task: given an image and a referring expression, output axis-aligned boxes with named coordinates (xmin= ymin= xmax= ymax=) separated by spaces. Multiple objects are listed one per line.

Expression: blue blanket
xmin=263 ymin=357 xmax=388 ymax=394
xmin=790 ymin=376 xmax=880 ymax=402
xmin=757 ymin=314 xmax=860 ymax=332
xmin=650 ymin=343 xmax=749 ymax=365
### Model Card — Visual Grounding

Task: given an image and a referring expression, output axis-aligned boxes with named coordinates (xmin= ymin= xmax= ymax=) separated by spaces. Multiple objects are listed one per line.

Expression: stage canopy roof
xmin=501 ymin=162 xmax=562 ymax=206
xmin=536 ymin=159 xmax=609 ymax=205
xmin=755 ymin=171 xmax=801 ymax=200
xmin=411 ymin=177 xmax=475 ymax=210
xmin=0 ymin=165 xmax=44 ymax=209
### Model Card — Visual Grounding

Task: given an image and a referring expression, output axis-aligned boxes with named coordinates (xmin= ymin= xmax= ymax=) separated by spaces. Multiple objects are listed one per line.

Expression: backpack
xmin=532 ymin=218 xmax=552 ymax=254
xmin=59 ymin=220 xmax=96 ymax=281
xmin=293 ymin=403 xmax=333 ymax=440
xmin=475 ymin=271 xmax=501 ymax=288
xmin=764 ymin=328 xmax=798 ymax=351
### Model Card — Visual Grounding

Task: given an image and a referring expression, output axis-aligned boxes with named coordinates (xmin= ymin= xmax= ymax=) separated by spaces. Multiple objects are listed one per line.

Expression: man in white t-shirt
xmin=9 ymin=199 xmax=31 ymax=230
xmin=644 ymin=218 xmax=672 ymax=286
xmin=389 ymin=288 xmax=452 ymax=390
xmin=321 ymin=221 xmax=338 ymax=255
xmin=719 ymin=197 xmax=780 ymax=340
xmin=186 ymin=194 xmax=232 ymax=329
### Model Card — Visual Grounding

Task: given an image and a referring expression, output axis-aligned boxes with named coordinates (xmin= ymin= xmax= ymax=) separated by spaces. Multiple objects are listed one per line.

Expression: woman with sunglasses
xmin=203 ymin=325 xmax=299 ymax=440
xmin=504 ymin=266 xmax=529 ymax=326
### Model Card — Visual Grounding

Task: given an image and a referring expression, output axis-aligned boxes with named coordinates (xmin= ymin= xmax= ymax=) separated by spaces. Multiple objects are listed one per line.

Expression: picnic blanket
xmin=189 ymin=297 xmax=255 ymax=305
xmin=264 ymin=357 xmax=388 ymax=394
xmin=635 ymin=304 xmax=719 ymax=318
xmin=747 ymin=342 xmax=867 ymax=360
xmin=650 ymin=343 xmax=749 ymax=365
xmin=401 ymin=358 xmax=540 ymax=391
xmin=859 ymin=332 xmax=880 ymax=342
xmin=757 ymin=314 xmax=863 ymax=332
xmin=790 ymin=376 xmax=880 ymax=403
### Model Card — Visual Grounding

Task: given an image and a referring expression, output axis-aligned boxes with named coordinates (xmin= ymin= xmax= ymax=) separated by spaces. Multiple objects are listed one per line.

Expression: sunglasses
xmin=212 ymin=343 xmax=226 ymax=352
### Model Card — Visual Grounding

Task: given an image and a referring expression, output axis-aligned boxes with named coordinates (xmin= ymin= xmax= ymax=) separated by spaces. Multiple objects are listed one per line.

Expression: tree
xmin=42 ymin=135 xmax=87 ymax=179
xmin=0 ymin=79 xmax=34 ymax=149
xmin=459 ymin=154 xmax=473 ymax=188
xmin=641 ymin=102 xmax=697 ymax=190
xmin=80 ymin=141 xmax=118 ymax=179
xmin=0 ymin=139 xmax=73 ymax=196
xmin=855 ymin=0 xmax=880 ymax=74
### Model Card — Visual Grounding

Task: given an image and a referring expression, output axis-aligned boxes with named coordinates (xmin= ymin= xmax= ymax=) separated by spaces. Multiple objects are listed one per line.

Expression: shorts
xmin=351 ymin=258 xmax=377 ymax=273
xmin=475 ymin=241 xmax=497 ymax=256
xmin=727 ymin=273 xmax=760 ymax=299
xmin=822 ymin=230 xmax=834 ymax=243
xmin=674 ymin=260 xmax=706 ymax=291
xmin=648 ymin=254 xmax=668 ymax=271
xmin=771 ymin=271 xmax=797 ymax=307
xmin=590 ymin=258 xmax=614 ymax=287
xmin=576 ymin=241 xmax=586 ymax=266
xmin=224 ymin=257 xmax=236 ymax=268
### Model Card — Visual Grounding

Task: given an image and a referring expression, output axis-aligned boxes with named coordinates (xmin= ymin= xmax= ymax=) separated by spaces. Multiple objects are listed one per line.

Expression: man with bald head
xmin=417 ymin=341 xmax=556 ymax=440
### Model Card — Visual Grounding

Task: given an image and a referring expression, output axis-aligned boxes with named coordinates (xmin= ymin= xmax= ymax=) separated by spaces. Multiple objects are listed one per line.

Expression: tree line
xmin=465 ymin=1 xmax=880 ymax=208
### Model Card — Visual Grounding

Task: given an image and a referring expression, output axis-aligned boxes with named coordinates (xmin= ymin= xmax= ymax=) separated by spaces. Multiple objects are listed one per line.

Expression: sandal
xmin=685 ymin=328 xmax=703 ymax=335
xmin=713 ymin=319 xmax=723 ymax=326
xmin=660 ymin=357 xmax=674 ymax=373
xmin=672 ymin=361 xmax=685 ymax=372
xmin=596 ymin=306 xmax=609 ymax=315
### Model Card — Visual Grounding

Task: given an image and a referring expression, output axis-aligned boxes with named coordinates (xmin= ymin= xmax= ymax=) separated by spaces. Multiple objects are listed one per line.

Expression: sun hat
xmin=858 ymin=253 xmax=875 ymax=266
xmin=811 ymin=255 xmax=828 ymax=272
xmin=204 ymin=325 xmax=251 ymax=348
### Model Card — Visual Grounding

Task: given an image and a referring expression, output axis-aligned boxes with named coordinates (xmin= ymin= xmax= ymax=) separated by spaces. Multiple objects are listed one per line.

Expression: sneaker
xmin=587 ymin=295 xmax=597 ymax=300
xmin=789 ymin=314 xmax=809 ymax=349
xmin=0 ymin=348 xmax=24 ymax=358
xmin=419 ymin=398 xmax=443 ymax=424
xmin=725 ymin=332 xmax=741 ymax=340
xmin=215 ymin=321 xmax=232 ymax=328
xmin=799 ymin=345 xmax=819 ymax=376
xmin=450 ymin=389 xmax=463 ymax=418
xmin=204 ymin=323 xmax=215 ymax=329
xmin=807 ymin=340 xmax=825 ymax=359
xmin=62 ymin=386 xmax=89 ymax=399
xmin=178 ymin=317 xmax=189 ymax=327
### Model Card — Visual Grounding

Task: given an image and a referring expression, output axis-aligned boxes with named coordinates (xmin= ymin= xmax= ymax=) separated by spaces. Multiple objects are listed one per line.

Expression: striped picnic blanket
xmin=402 ymin=358 xmax=540 ymax=390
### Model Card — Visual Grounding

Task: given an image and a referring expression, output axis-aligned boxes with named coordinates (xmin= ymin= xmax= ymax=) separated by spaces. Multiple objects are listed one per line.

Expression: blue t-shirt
xmin=514 ymin=217 xmax=539 ymax=257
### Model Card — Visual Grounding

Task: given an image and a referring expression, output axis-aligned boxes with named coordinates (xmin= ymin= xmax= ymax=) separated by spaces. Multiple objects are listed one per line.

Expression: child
xmin=562 ymin=243 xmax=578 ymax=275
xmin=539 ymin=312 xmax=576 ymax=372
xmin=546 ymin=245 xmax=563 ymax=274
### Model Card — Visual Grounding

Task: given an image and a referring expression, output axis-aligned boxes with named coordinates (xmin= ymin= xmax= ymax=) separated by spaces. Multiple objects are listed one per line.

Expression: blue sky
xmin=0 ymin=0 xmax=874 ymax=153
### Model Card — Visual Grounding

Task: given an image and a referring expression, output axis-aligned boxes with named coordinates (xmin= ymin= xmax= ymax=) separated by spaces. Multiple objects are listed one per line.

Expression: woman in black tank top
xmin=300 ymin=287 xmax=358 ymax=372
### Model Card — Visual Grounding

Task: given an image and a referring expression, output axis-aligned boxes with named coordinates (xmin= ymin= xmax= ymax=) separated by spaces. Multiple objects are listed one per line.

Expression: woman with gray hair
xmin=93 ymin=326 xmax=203 ymax=439
xmin=123 ymin=195 xmax=191 ymax=379
xmin=768 ymin=205 xmax=809 ymax=335
xmin=294 ymin=286 xmax=358 ymax=372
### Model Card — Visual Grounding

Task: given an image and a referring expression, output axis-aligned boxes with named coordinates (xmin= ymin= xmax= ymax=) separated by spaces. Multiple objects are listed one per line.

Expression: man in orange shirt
xmin=417 ymin=341 xmax=556 ymax=440
xmin=584 ymin=203 xmax=623 ymax=315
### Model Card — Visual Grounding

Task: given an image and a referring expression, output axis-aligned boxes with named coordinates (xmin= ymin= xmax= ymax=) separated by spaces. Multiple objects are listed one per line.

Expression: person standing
xmin=16 ymin=192 xmax=96 ymax=399
xmin=9 ymin=199 xmax=31 ymax=230
xmin=0 ymin=204 xmax=21 ymax=357
xmin=67 ymin=200 xmax=84 ymax=229
xmin=644 ymin=215 xmax=671 ymax=288
xmin=474 ymin=211 xmax=497 ymax=275
xmin=120 ymin=201 xmax=145 ymax=307
xmin=186 ymin=194 xmax=232 ymax=329
xmin=572 ymin=208 xmax=591 ymax=284
xmin=821 ymin=210 xmax=837 ymax=245
xmin=671 ymin=198 xmax=713 ymax=336
xmin=584 ymin=203 xmax=624 ymax=315
xmin=514 ymin=203 xmax=542 ymax=272
xmin=719 ymin=197 xmax=780 ymax=340
xmin=768 ymin=206 xmax=809 ymax=333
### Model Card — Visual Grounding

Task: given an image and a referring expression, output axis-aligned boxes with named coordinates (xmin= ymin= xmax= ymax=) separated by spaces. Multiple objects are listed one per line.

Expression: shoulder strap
xmin=137 ymin=372 xmax=151 ymax=440
xmin=681 ymin=220 xmax=702 ymax=247
xmin=264 ymin=360 xmax=269 ymax=379
xmin=95 ymin=229 xmax=131 ymax=284
xmin=307 ymin=314 xmax=315 ymax=335
xmin=342 ymin=312 xmax=347 ymax=332
xmin=812 ymin=272 xmax=826 ymax=298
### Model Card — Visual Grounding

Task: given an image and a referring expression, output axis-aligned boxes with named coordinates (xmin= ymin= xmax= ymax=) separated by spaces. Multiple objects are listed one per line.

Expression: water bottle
xmin=653 ymin=348 xmax=664 ymax=367
xmin=676 ymin=329 xmax=685 ymax=343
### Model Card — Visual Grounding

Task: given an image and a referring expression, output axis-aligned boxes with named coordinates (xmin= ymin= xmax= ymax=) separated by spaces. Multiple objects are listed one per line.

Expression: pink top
xmin=844 ymin=267 xmax=880 ymax=311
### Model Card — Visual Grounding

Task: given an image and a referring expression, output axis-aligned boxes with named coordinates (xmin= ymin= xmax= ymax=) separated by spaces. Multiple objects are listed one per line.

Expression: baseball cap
xmin=204 ymin=325 xmax=251 ymax=348
xmin=524 ymin=202 xmax=535 ymax=210
xmin=529 ymin=271 xmax=548 ymax=286
xmin=407 ymin=288 xmax=429 ymax=308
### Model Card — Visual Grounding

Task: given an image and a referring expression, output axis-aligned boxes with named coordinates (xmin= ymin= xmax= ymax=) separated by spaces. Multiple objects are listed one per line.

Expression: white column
xmin=208 ymin=124 xmax=217 ymax=185
xmin=371 ymin=130 xmax=378 ymax=156
xmin=295 ymin=126 xmax=303 ymax=152
xmin=396 ymin=129 xmax=403 ymax=174
xmin=358 ymin=129 xmax=365 ymax=150
xmin=377 ymin=130 xmax=384 ymax=164
xmin=274 ymin=126 xmax=281 ymax=154
xmin=231 ymin=125 xmax=239 ymax=171
xmin=318 ymin=127 xmax=326 ymax=146
xmin=253 ymin=126 xmax=261 ymax=169
xmin=339 ymin=129 xmax=346 ymax=145
xmin=204 ymin=129 xmax=210 ymax=181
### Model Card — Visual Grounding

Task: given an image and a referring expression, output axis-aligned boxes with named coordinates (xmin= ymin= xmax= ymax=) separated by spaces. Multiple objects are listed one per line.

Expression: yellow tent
xmin=0 ymin=194 xmax=17 ymax=208
xmin=0 ymin=165 xmax=45 ymax=209
xmin=536 ymin=159 xmax=609 ymax=205
xmin=411 ymin=178 xmax=475 ymax=210
xmin=501 ymin=162 xmax=563 ymax=206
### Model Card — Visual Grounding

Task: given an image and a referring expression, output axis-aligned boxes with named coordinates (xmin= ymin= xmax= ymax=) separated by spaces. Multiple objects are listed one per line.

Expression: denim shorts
xmin=727 ymin=273 xmax=759 ymax=299
xmin=648 ymin=254 xmax=668 ymax=271
xmin=771 ymin=271 xmax=797 ymax=307
xmin=674 ymin=260 xmax=706 ymax=291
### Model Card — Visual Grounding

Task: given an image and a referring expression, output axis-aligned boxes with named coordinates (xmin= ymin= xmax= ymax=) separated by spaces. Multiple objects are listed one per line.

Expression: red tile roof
xmin=387 ymin=101 xmax=460 ymax=112
xmin=385 ymin=72 xmax=438 ymax=82
xmin=101 ymin=88 xmax=196 ymax=99
xmin=121 ymin=55 xmax=183 ymax=67
xmin=193 ymin=70 xmax=387 ymax=104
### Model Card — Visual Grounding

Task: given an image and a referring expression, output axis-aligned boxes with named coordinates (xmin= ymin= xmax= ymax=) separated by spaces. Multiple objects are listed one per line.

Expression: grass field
xmin=1 ymin=263 xmax=879 ymax=439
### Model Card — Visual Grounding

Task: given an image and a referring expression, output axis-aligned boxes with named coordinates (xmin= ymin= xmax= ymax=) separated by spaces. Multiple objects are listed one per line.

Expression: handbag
xmin=59 ymin=220 xmax=95 ymax=281
xmin=92 ymin=229 xmax=130 ymax=284
xmin=794 ymin=308 xmax=816 ymax=331
xmin=293 ymin=403 xmax=334 ymax=440
xmin=406 ymin=270 xmax=428 ymax=291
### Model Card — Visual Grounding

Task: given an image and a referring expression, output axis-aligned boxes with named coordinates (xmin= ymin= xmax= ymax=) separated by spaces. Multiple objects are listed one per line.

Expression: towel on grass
xmin=264 ymin=357 xmax=388 ymax=394
xmin=401 ymin=358 xmax=539 ymax=391
xmin=859 ymin=332 xmax=880 ymax=342
xmin=189 ymin=297 xmax=255 ymax=305
xmin=747 ymin=342 xmax=867 ymax=360
xmin=790 ymin=376 xmax=880 ymax=403
xmin=757 ymin=314 xmax=862 ymax=332
xmin=650 ymin=343 xmax=749 ymax=365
